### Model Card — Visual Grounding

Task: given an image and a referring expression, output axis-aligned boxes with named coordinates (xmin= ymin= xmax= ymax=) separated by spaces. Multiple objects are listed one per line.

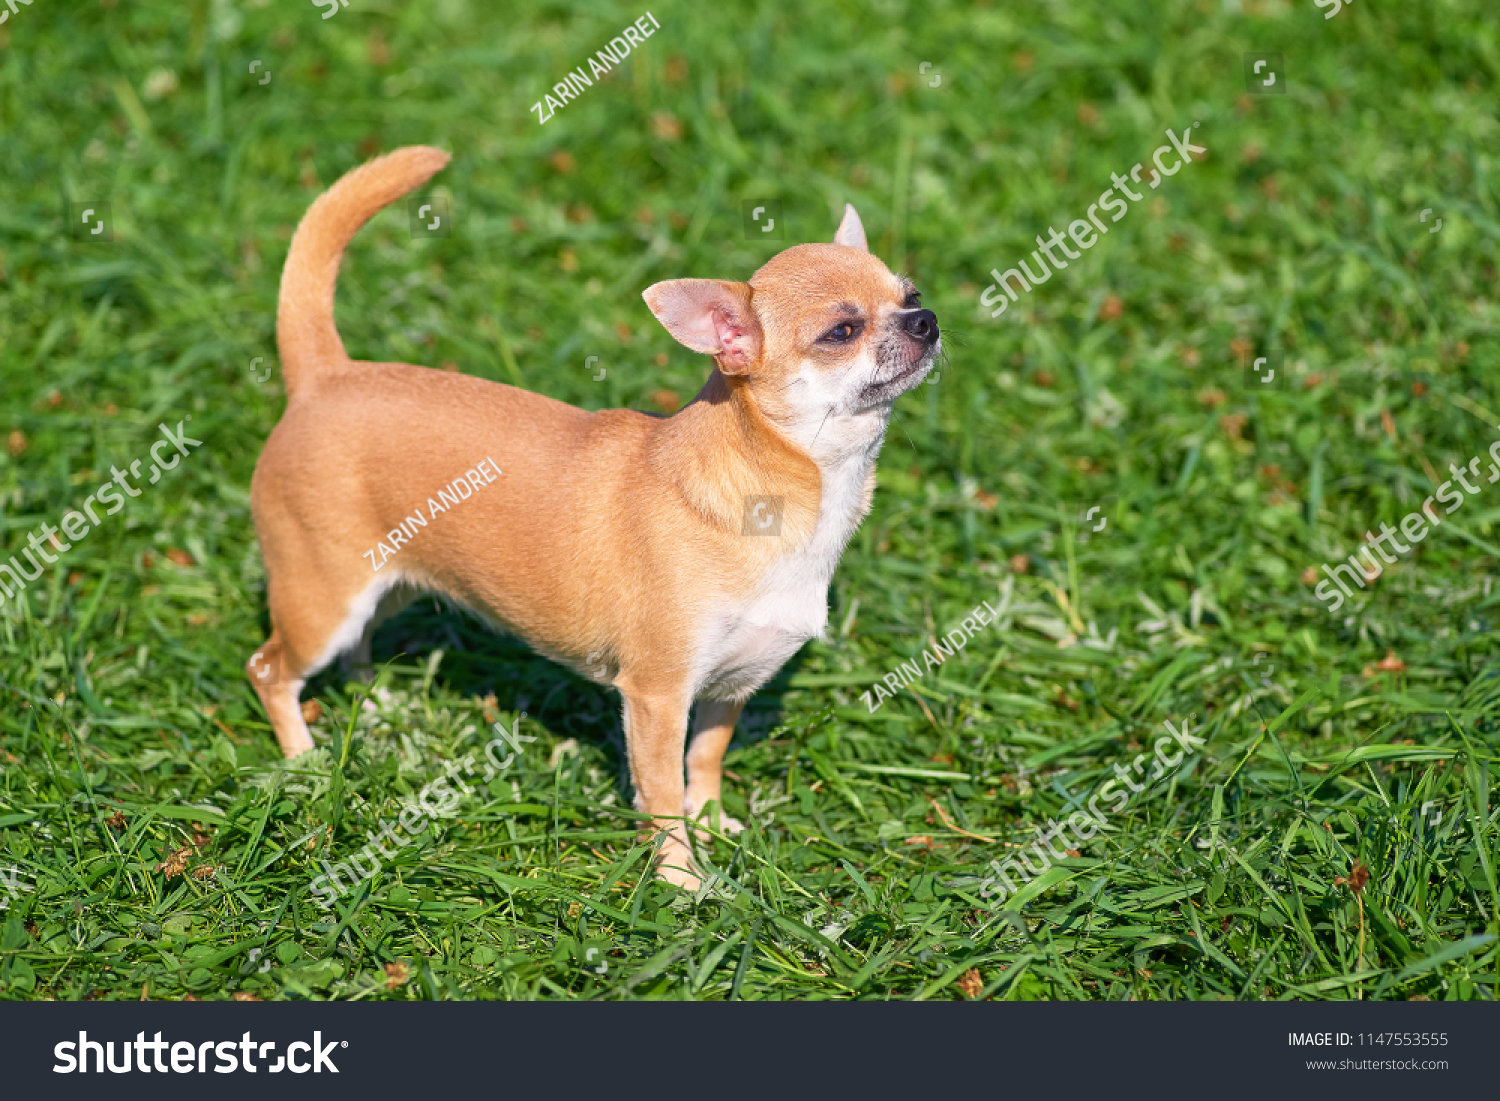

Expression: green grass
xmin=2 ymin=0 xmax=1499 ymax=1001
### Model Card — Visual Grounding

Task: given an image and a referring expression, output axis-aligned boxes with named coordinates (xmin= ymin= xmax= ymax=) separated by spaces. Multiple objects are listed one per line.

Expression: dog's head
xmin=643 ymin=206 xmax=940 ymax=446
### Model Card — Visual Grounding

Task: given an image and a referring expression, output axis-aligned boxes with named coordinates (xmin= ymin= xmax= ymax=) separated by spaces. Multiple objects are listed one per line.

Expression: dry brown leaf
xmin=157 ymin=846 xmax=191 ymax=879
xmin=1220 ymin=412 xmax=1248 ymax=440
xmin=650 ymin=112 xmax=683 ymax=141
xmin=1375 ymin=651 xmax=1407 ymax=674
xmin=1334 ymin=859 xmax=1370 ymax=896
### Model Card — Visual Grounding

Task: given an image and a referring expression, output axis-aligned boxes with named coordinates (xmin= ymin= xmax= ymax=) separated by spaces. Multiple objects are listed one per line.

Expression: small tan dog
xmin=249 ymin=146 xmax=940 ymax=885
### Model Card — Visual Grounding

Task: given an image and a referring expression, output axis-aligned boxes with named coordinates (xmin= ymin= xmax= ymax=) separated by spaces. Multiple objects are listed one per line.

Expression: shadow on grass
xmin=295 ymin=597 xmax=799 ymax=799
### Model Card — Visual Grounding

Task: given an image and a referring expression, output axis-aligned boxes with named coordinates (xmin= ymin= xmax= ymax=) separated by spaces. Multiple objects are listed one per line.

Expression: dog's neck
xmin=646 ymin=365 xmax=890 ymax=558
xmin=757 ymin=374 xmax=892 ymax=474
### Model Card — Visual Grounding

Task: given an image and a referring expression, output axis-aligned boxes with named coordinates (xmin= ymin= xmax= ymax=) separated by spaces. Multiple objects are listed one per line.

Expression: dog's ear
xmin=833 ymin=204 xmax=868 ymax=252
xmin=642 ymin=279 xmax=762 ymax=374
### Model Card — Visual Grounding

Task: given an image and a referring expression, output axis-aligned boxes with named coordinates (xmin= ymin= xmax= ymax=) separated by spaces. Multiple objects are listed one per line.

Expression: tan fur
xmin=249 ymin=146 xmax=940 ymax=887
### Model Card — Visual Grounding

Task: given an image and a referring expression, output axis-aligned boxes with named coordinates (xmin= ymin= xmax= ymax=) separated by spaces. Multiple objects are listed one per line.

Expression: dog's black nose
xmin=901 ymin=308 xmax=939 ymax=344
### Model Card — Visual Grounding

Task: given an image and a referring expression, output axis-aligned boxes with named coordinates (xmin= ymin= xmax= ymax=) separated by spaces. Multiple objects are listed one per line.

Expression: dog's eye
xmin=822 ymin=322 xmax=860 ymax=343
xmin=903 ymin=291 xmax=921 ymax=308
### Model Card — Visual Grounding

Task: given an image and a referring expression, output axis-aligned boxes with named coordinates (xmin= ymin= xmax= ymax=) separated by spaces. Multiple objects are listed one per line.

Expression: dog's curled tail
xmin=276 ymin=145 xmax=451 ymax=396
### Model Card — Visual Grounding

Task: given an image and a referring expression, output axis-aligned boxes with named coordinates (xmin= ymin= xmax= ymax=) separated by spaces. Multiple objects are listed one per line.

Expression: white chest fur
xmin=692 ymin=410 xmax=886 ymax=701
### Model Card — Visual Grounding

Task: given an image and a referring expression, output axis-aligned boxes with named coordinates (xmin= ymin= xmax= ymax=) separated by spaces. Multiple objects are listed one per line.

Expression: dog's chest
xmin=693 ymin=447 xmax=875 ymax=698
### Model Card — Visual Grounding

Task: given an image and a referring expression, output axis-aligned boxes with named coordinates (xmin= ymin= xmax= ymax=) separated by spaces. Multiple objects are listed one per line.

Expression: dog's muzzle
xmin=898 ymin=308 xmax=940 ymax=347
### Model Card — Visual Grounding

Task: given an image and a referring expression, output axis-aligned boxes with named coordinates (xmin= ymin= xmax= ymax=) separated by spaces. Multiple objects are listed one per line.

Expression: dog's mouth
xmin=860 ymin=341 xmax=941 ymax=405
xmin=886 ymin=357 xmax=932 ymax=386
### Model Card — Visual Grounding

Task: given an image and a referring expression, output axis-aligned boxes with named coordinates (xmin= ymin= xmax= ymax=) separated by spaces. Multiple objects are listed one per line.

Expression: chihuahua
xmin=249 ymin=146 xmax=940 ymax=885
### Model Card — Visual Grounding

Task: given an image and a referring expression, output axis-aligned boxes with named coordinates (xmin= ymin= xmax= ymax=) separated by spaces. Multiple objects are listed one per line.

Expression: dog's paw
xmin=654 ymin=838 xmax=701 ymax=890
xmin=684 ymin=797 xmax=746 ymax=841
xmin=704 ymin=813 xmax=746 ymax=837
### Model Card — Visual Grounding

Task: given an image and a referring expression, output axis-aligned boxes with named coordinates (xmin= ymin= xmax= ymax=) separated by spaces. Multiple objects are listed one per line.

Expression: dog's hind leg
xmin=246 ymin=630 xmax=314 ymax=758
xmin=341 ymin=583 xmax=420 ymax=682
xmin=249 ymin=566 xmax=396 ymax=758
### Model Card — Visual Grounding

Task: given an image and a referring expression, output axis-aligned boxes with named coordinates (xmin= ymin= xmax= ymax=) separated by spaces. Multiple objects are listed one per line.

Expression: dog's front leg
xmin=621 ymin=688 xmax=698 ymax=888
xmin=686 ymin=699 xmax=746 ymax=839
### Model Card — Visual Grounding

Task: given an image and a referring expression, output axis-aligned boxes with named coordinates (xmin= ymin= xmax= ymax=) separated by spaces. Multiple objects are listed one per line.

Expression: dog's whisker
xmin=759 ymin=375 xmax=806 ymax=398
xmin=810 ymin=406 xmax=834 ymax=447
